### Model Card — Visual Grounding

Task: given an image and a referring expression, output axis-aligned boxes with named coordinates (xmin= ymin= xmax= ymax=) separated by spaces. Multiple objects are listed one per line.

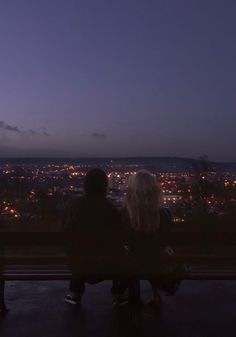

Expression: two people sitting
xmin=64 ymin=168 xmax=175 ymax=307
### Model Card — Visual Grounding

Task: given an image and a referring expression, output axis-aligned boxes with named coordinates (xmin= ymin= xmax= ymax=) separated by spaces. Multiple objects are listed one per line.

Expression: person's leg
xmin=149 ymin=279 xmax=161 ymax=306
xmin=65 ymin=276 xmax=85 ymax=304
xmin=128 ymin=280 xmax=141 ymax=306
xmin=69 ymin=277 xmax=85 ymax=294
xmin=111 ymin=280 xmax=129 ymax=306
xmin=112 ymin=280 xmax=143 ymax=307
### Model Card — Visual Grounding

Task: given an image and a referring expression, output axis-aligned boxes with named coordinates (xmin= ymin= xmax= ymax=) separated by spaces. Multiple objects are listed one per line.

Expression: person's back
xmin=66 ymin=193 xmax=122 ymax=256
xmin=113 ymin=170 xmax=173 ymax=307
xmin=122 ymin=206 xmax=172 ymax=258
xmin=64 ymin=168 xmax=122 ymax=305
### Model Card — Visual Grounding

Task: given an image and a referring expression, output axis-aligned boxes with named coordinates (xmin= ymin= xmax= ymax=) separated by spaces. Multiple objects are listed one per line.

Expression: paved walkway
xmin=0 ymin=280 xmax=236 ymax=337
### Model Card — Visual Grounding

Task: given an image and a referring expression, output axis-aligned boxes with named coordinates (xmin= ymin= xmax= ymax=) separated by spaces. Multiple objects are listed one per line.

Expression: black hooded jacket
xmin=63 ymin=194 xmax=123 ymax=257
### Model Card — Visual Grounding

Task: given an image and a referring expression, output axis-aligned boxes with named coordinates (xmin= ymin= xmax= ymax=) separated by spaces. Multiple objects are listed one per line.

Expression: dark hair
xmin=84 ymin=168 xmax=108 ymax=196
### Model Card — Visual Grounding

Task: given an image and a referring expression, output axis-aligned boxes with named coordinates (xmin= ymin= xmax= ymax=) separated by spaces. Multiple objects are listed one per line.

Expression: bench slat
xmin=2 ymin=273 xmax=236 ymax=281
xmin=1 ymin=256 xmax=236 ymax=265
xmin=1 ymin=232 xmax=236 ymax=246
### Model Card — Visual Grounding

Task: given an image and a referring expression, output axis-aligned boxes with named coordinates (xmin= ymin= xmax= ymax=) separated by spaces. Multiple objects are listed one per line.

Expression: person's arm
xmin=109 ymin=202 xmax=122 ymax=229
xmin=108 ymin=202 xmax=131 ymax=256
xmin=160 ymin=208 xmax=174 ymax=254
xmin=120 ymin=208 xmax=133 ymax=255
xmin=106 ymin=202 xmax=124 ymax=254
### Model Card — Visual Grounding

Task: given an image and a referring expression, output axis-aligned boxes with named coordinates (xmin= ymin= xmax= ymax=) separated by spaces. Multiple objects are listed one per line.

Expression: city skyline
xmin=0 ymin=0 xmax=236 ymax=161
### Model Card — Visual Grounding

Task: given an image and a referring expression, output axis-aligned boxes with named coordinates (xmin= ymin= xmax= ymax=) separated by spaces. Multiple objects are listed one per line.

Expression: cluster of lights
xmin=1 ymin=203 xmax=21 ymax=219
xmin=173 ymin=217 xmax=185 ymax=223
xmin=1 ymin=163 xmax=236 ymax=226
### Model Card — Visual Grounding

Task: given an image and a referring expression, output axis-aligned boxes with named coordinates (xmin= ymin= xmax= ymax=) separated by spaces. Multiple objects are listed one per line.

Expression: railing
xmin=1 ymin=231 xmax=236 ymax=267
xmin=0 ymin=230 xmax=236 ymax=316
xmin=0 ymin=230 xmax=236 ymax=312
xmin=1 ymin=231 xmax=236 ymax=246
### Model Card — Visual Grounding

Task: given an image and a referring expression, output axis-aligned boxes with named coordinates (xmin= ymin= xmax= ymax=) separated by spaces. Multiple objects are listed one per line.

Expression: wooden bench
xmin=1 ymin=232 xmax=236 ymax=311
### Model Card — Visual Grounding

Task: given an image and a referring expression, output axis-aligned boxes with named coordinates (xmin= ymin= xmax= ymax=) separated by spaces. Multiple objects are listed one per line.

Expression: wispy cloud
xmin=0 ymin=120 xmax=49 ymax=137
xmin=91 ymin=132 xmax=106 ymax=140
xmin=0 ymin=121 xmax=22 ymax=134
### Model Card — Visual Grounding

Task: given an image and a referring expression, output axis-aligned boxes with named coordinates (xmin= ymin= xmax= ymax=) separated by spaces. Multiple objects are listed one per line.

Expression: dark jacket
xmin=122 ymin=207 xmax=172 ymax=256
xmin=63 ymin=195 xmax=123 ymax=257
xmin=121 ymin=207 xmax=172 ymax=275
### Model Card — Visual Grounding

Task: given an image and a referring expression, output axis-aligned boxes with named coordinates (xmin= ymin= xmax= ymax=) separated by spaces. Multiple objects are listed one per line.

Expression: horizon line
xmin=0 ymin=156 xmax=235 ymax=164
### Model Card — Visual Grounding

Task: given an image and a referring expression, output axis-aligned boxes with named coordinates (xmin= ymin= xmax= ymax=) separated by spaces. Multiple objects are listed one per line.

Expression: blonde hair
xmin=124 ymin=170 xmax=161 ymax=232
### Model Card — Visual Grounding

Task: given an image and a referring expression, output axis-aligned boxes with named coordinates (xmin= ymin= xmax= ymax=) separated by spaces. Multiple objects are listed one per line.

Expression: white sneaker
xmin=65 ymin=293 xmax=81 ymax=305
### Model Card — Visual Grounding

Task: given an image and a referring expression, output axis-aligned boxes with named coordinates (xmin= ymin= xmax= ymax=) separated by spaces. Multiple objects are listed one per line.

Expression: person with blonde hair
xmin=125 ymin=170 xmax=162 ymax=232
xmin=113 ymin=170 xmax=174 ymax=307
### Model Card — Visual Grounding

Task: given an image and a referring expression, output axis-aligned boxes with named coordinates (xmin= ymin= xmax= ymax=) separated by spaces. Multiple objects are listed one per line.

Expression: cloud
xmin=28 ymin=129 xmax=37 ymax=135
xmin=91 ymin=132 xmax=106 ymax=139
xmin=0 ymin=120 xmax=49 ymax=137
xmin=4 ymin=124 xmax=22 ymax=134
xmin=0 ymin=120 xmax=24 ymax=134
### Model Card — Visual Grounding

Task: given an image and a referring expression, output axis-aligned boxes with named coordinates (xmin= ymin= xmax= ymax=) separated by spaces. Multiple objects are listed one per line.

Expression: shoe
xmin=65 ymin=293 xmax=81 ymax=305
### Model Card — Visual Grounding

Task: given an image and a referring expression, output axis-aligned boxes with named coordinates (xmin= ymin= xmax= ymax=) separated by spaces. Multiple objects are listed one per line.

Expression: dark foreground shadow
xmin=1 ymin=281 xmax=236 ymax=337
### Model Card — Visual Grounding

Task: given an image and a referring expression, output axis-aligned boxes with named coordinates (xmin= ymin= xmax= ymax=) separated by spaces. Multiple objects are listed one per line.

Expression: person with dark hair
xmin=63 ymin=168 xmax=122 ymax=305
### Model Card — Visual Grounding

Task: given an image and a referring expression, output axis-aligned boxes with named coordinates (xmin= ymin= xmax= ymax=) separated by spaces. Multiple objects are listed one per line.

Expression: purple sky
xmin=0 ymin=0 xmax=236 ymax=161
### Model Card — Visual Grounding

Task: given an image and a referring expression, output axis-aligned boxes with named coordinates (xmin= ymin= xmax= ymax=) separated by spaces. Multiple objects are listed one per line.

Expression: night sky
xmin=0 ymin=0 xmax=235 ymax=161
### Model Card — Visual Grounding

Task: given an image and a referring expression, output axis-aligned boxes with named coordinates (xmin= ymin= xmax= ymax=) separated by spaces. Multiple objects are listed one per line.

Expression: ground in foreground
xmin=0 ymin=280 xmax=236 ymax=337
